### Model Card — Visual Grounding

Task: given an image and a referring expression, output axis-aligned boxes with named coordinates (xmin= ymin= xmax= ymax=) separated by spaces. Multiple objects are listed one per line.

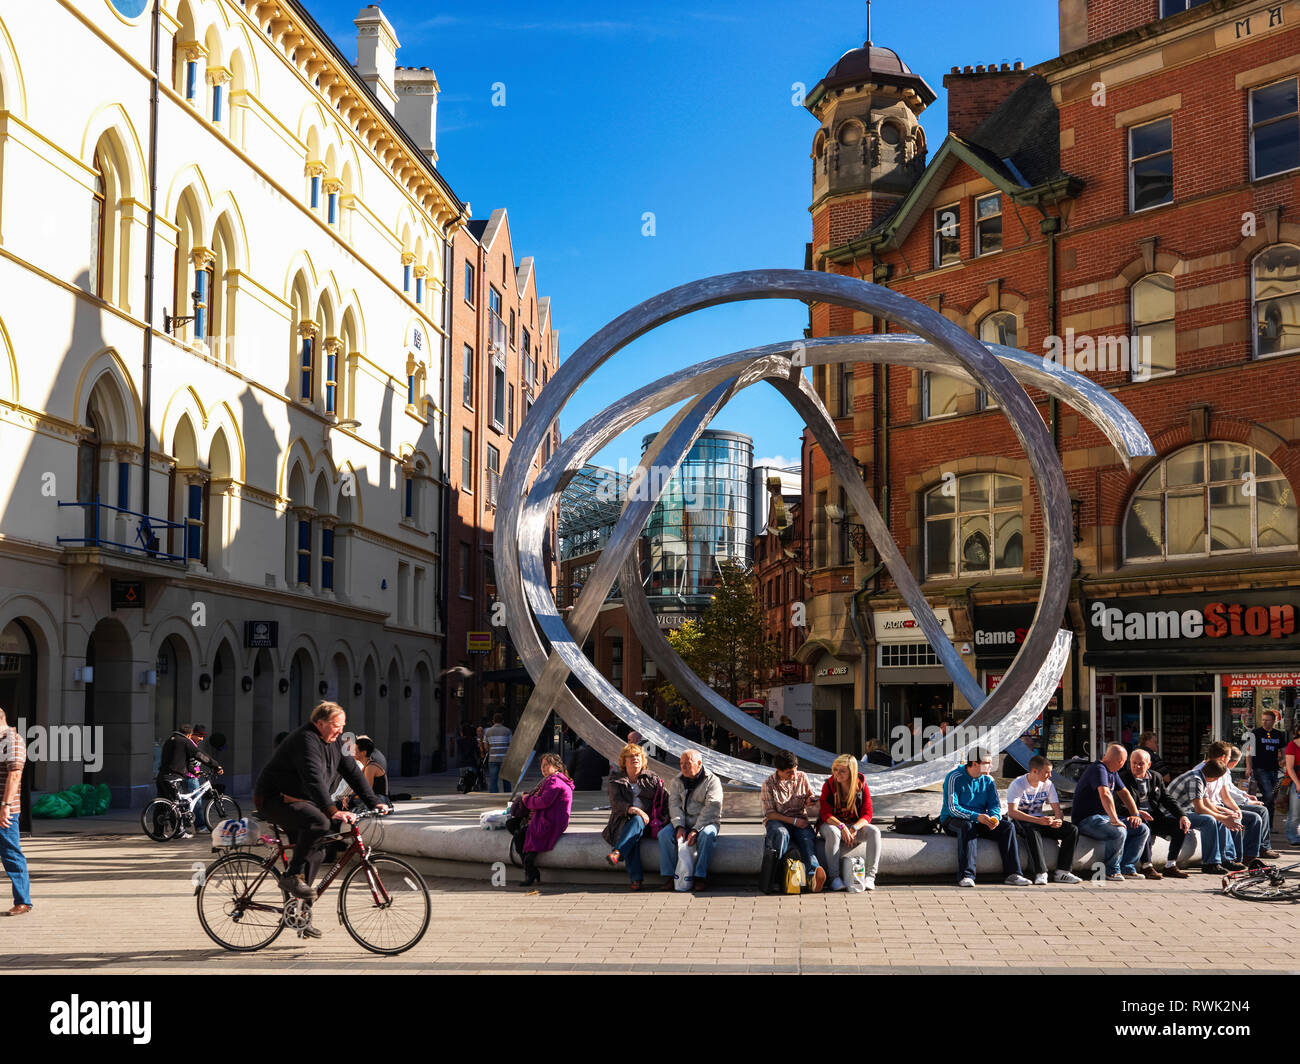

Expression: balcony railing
xmin=57 ymin=498 xmax=188 ymax=564
xmin=487 ymin=311 xmax=507 ymax=358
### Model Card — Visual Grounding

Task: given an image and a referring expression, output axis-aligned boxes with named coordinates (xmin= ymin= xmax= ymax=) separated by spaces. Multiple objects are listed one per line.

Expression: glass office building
xmin=641 ymin=429 xmax=753 ymax=611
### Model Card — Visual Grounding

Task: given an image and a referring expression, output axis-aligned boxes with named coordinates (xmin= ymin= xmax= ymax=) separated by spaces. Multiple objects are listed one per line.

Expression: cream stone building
xmin=0 ymin=0 xmax=471 ymax=803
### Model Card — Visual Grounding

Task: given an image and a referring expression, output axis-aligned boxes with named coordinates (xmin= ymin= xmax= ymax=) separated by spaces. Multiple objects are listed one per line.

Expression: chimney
xmin=354 ymin=5 xmax=399 ymax=114
xmin=941 ymin=63 xmax=1032 ymax=141
xmin=1058 ymin=0 xmax=1088 ymax=53
xmin=395 ymin=67 xmax=439 ymax=165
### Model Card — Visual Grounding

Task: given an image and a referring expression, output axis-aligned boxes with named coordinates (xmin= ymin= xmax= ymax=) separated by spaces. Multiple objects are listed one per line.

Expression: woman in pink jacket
xmin=521 ymin=753 xmax=574 ymax=887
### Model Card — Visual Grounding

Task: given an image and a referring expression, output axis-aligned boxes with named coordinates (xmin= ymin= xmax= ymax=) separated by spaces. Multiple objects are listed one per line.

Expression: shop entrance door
xmin=1116 ymin=694 xmax=1155 ymax=748
xmin=1158 ymin=694 xmax=1215 ymax=776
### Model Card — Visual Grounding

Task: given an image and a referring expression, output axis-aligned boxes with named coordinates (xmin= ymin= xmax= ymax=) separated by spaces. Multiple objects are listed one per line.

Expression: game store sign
xmin=1085 ymin=589 xmax=1299 ymax=650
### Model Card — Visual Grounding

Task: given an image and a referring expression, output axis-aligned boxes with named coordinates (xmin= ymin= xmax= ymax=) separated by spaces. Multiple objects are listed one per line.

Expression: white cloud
xmin=754 ymin=455 xmax=795 ymax=469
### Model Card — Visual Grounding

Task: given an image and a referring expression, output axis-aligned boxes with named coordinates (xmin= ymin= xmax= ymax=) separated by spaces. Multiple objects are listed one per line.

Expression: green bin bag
xmin=31 ymin=793 xmax=75 ymax=818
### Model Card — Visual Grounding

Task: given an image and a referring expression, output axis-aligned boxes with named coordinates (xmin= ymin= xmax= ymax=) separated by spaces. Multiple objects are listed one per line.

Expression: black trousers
xmin=1142 ymin=812 xmax=1188 ymax=868
xmin=522 ymin=851 xmax=539 ymax=882
xmin=1013 ymin=820 xmax=1079 ymax=877
xmin=257 ymin=795 xmax=331 ymax=883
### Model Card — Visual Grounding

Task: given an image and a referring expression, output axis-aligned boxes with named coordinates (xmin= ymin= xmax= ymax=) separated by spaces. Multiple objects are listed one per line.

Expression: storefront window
xmin=925 ymin=473 xmax=1023 ymax=578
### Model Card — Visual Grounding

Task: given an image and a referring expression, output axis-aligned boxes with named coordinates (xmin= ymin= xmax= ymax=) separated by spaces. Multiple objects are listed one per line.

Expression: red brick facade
xmin=446 ymin=210 xmax=559 ymax=745
xmin=800 ymin=0 xmax=1300 ymax=766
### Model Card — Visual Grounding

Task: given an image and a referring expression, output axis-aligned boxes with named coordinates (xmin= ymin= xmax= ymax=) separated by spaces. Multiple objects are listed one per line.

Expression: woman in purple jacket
xmin=521 ymin=753 xmax=574 ymax=887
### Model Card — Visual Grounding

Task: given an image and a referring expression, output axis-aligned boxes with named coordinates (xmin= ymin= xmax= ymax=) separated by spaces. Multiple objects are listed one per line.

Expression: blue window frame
xmin=297 ymin=519 xmax=311 ymax=584
xmin=310 ymin=174 xmax=321 ymax=209
xmin=186 ymin=483 xmax=203 ymax=560
xmin=321 ymin=527 xmax=334 ymax=590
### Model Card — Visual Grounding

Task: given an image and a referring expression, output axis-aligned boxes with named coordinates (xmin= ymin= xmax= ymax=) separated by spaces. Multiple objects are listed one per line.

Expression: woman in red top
xmin=817 ymin=754 xmax=881 ymax=891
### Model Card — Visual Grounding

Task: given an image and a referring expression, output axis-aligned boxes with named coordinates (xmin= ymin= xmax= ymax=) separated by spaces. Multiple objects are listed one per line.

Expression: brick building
xmin=445 ymin=209 xmax=559 ymax=747
xmin=799 ymin=0 xmax=1300 ymax=772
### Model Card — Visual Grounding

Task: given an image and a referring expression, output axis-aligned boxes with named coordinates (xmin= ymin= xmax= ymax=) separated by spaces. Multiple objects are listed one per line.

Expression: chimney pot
xmin=963 ymin=65 xmax=973 ymax=73
xmin=975 ymin=65 xmax=986 ymax=73
xmin=1013 ymin=60 xmax=1023 ymax=70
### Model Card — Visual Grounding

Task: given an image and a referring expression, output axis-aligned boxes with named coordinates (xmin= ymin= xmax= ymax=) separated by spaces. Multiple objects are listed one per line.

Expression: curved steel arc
xmin=497 ymin=271 xmax=1151 ymax=792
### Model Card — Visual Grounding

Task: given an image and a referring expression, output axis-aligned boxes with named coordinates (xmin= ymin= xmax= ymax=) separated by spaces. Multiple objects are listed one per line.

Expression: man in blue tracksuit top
xmin=940 ymin=749 xmax=1030 ymax=888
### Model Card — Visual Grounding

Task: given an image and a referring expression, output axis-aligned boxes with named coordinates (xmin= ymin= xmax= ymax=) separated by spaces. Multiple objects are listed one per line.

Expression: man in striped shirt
xmin=0 ymin=706 xmax=32 ymax=915
xmin=484 ymin=713 xmax=513 ymax=794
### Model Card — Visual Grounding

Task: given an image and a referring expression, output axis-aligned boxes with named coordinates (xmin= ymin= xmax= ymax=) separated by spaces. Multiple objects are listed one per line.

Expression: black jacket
xmin=157 ymin=732 xmax=219 ymax=779
xmin=567 ymin=745 xmax=609 ymax=791
xmin=255 ymin=723 xmax=378 ymax=814
xmin=1119 ymin=765 xmax=1182 ymax=822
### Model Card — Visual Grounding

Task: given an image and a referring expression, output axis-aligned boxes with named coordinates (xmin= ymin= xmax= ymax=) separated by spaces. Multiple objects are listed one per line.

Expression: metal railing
xmin=56 ymin=498 xmax=188 ymax=564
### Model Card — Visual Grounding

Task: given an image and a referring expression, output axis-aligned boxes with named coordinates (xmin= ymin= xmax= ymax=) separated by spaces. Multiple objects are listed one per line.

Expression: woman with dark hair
xmin=518 ymin=753 xmax=574 ymax=887
xmin=602 ymin=744 xmax=668 ymax=890
xmin=342 ymin=736 xmax=387 ymax=808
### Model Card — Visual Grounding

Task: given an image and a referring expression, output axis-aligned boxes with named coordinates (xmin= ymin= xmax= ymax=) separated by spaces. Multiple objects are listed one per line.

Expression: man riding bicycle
xmin=254 ymin=702 xmax=388 ymax=937
xmin=156 ymin=723 xmax=223 ymax=839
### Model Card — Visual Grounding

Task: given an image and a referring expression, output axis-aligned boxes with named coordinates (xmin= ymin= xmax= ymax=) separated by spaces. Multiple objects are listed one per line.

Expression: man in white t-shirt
xmin=1004 ymin=756 xmax=1082 ymax=885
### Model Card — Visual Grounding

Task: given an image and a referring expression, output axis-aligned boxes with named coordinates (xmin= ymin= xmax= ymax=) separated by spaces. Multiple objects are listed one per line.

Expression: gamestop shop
xmin=1084 ymin=590 xmax=1299 ymax=775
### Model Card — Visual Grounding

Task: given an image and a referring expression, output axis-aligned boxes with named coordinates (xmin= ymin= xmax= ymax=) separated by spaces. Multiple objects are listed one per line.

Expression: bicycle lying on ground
xmin=1221 ymin=859 xmax=1300 ymax=902
xmin=196 ymin=809 xmax=430 ymax=954
xmin=141 ymin=776 xmax=240 ymax=841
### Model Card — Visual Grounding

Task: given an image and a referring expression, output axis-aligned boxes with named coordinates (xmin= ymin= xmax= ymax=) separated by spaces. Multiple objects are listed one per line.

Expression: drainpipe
xmin=849 ymin=562 xmax=885 ymax=740
xmin=140 ymin=0 xmax=162 ymax=523
xmin=437 ymin=227 xmax=456 ymax=767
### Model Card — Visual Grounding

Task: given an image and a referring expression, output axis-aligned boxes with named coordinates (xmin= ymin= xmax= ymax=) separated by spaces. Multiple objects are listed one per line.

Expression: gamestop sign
xmin=1086 ymin=592 xmax=1298 ymax=648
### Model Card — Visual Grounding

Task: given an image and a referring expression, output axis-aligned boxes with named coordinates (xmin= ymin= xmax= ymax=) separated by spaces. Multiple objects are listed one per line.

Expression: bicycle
xmin=195 ymin=809 xmax=430 ymax=954
xmin=142 ymin=775 xmax=241 ymax=842
xmin=1221 ymin=859 xmax=1300 ymax=902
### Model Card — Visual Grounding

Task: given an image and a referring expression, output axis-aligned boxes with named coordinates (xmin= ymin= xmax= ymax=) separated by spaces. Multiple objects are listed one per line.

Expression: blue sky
xmin=318 ymin=1 xmax=1060 ymax=469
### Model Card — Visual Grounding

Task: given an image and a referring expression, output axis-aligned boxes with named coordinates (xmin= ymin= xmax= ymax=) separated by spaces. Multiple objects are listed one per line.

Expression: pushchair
xmin=457 ymin=752 xmax=488 ymax=793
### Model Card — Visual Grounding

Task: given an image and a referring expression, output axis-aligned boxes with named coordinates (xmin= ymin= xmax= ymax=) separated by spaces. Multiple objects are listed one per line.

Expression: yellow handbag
xmin=783 ymin=857 xmax=807 ymax=894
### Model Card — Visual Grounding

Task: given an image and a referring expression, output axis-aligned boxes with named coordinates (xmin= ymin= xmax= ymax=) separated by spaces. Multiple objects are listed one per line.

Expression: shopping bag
xmin=674 ymin=839 xmax=696 ymax=892
xmin=843 ymin=855 xmax=867 ymax=893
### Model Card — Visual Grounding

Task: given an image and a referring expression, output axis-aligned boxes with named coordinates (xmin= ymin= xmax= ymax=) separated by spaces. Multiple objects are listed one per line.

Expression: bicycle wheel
xmin=203 ymin=794 xmax=242 ymax=829
xmin=141 ymin=799 xmax=180 ymax=842
xmin=1225 ymin=873 xmax=1300 ymax=902
xmin=338 ymin=855 xmax=430 ymax=955
xmin=197 ymin=852 xmax=286 ymax=951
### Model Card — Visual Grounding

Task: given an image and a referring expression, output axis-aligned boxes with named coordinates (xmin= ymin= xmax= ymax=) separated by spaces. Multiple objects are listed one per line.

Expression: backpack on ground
xmin=758 ymin=839 xmax=784 ymax=894
xmin=783 ymin=857 xmax=807 ymax=894
xmin=892 ymin=814 xmax=942 ymax=835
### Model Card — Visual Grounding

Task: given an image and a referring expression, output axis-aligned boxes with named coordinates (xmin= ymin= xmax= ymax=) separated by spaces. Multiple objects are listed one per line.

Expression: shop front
xmin=973 ymin=602 xmax=1074 ymax=761
xmin=811 ymin=660 xmax=857 ymax=752
xmin=1084 ymin=589 xmax=1300 ymax=776
xmin=873 ymin=607 xmax=958 ymax=737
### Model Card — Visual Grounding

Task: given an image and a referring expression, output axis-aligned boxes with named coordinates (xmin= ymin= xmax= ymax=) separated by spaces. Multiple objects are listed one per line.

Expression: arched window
xmin=1124 ymin=443 xmax=1297 ymax=562
xmin=90 ymin=152 xmax=105 ymax=298
xmin=1253 ymin=244 xmax=1300 ymax=358
xmin=924 ymin=474 xmax=1023 ymax=579
xmin=1131 ymin=273 xmax=1175 ymax=377
xmin=979 ymin=311 xmax=1018 ymax=348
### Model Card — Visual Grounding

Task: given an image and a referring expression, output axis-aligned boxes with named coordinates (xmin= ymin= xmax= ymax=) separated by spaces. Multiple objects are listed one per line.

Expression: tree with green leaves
xmin=656 ymin=559 xmax=776 ymax=711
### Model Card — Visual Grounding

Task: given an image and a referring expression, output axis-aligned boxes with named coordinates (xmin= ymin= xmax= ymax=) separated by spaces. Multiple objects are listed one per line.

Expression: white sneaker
xmin=1004 ymin=874 xmax=1032 ymax=886
xmin=180 ymin=831 xmax=194 ymax=839
xmin=957 ymin=876 xmax=975 ymax=888
xmin=1107 ymin=872 xmax=1126 ymax=882
xmin=1053 ymin=870 xmax=1082 ymax=884
xmin=863 ymin=876 xmax=876 ymax=891
xmin=829 ymin=877 xmax=845 ymax=892
xmin=1033 ymin=872 xmax=1048 ymax=885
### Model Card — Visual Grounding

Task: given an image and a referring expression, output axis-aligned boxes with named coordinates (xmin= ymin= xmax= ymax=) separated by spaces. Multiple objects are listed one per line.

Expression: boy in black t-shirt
xmin=1247 ymin=710 xmax=1286 ymax=836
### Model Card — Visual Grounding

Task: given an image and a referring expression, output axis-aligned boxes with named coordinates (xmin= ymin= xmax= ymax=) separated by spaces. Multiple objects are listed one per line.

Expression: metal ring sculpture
xmin=497 ymin=271 xmax=1152 ymax=793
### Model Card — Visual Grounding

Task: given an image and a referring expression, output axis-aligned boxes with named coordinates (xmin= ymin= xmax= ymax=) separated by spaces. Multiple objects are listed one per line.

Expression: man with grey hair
xmin=658 ymin=749 xmax=722 ymax=891
xmin=0 ymin=707 xmax=32 ymax=915
xmin=1120 ymin=747 xmax=1191 ymax=879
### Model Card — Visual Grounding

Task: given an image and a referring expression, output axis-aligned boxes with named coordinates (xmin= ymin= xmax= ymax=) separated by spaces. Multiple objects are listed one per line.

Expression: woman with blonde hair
xmin=816 ymin=753 xmax=881 ymax=891
xmin=602 ymin=743 xmax=668 ymax=890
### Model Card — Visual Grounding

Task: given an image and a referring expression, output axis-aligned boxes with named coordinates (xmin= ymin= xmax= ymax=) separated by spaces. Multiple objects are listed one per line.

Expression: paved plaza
xmin=3 ymin=820 xmax=1296 ymax=975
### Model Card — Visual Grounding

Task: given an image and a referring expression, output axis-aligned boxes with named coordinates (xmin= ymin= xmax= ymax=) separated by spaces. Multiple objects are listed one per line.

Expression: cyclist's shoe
xmin=278 ymin=872 xmax=315 ymax=900
xmin=180 ymin=831 xmax=194 ymax=840
xmin=300 ymin=924 xmax=323 ymax=940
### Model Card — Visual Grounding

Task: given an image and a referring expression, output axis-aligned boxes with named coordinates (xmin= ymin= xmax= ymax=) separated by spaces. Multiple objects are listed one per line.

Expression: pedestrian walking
xmin=0 ymin=707 xmax=32 ymax=915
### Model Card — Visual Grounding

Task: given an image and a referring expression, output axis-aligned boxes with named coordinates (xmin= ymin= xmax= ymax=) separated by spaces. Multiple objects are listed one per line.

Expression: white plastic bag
xmin=674 ymin=838 xmax=696 ymax=891
xmin=211 ymin=817 xmax=260 ymax=849
xmin=479 ymin=807 xmax=510 ymax=830
xmin=843 ymin=855 xmax=867 ymax=893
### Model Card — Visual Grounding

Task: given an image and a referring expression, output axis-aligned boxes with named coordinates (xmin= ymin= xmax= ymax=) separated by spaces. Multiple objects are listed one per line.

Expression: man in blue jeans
xmin=483 ymin=713 xmax=513 ymax=794
xmin=939 ymin=749 xmax=1030 ymax=888
xmin=658 ymin=750 xmax=722 ymax=891
xmin=1167 ymin=759 xmax=1257 ymax=874
xmin=0 ymin=707 xmax=32 ymax=915
xmin=761 ymin=750 xmax=825 ymax=892
xmin=1070 ymin=743 xmax=1149 ymax=882
xmin=1246 ymin=711 xmax=1286 ymax=837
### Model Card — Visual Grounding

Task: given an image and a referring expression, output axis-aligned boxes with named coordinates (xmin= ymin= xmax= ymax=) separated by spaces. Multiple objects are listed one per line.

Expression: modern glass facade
xmin=642 ymin=429 xmax=753 ymax=608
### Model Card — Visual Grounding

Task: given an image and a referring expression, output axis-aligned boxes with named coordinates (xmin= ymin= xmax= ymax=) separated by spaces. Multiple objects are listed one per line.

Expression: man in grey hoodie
xmin=658 ymin=750 xmax=723 ymax=891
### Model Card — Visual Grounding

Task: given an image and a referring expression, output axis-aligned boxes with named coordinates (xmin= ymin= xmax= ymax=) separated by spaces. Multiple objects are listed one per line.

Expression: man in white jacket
xmin=658 ymin=750 xmax=723 ymax=891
